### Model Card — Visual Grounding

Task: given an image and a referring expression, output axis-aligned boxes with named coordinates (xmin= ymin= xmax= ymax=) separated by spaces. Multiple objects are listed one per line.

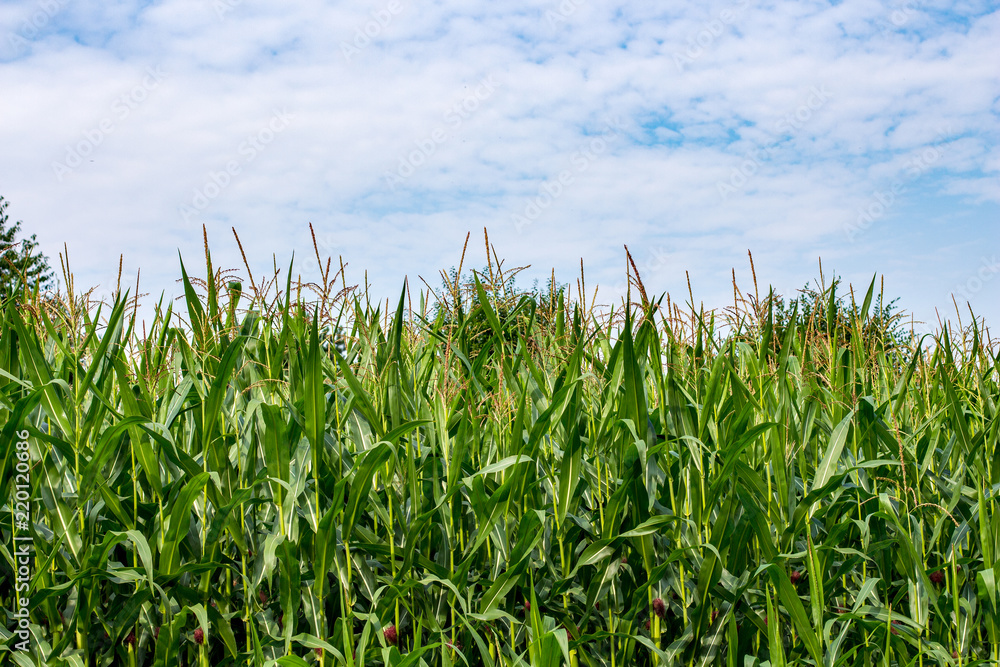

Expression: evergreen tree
xmin=0 ymin=196 xmax=54 ymax=301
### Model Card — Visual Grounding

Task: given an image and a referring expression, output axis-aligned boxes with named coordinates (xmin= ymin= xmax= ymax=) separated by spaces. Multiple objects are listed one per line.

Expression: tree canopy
xmin=0 ymin=196 xmax=54 ymax=302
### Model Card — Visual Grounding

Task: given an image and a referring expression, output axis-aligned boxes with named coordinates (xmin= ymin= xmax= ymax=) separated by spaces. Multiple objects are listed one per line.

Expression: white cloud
xmin=0 ymin=0 xmax=997 ymax=329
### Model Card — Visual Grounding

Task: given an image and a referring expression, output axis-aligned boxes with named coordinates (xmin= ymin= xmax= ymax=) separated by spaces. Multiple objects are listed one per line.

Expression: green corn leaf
xmin=313 ymin=502 xmax=338 ymax=600
xmin=759 ymin=563 xmax=823 ymax=665
xmin=812 ymin=411 xmax=855 ymax=497
xmin=159 ymin=471 xmax=212 ymax=576
xmin=8 ymin=309 xmax=73 ymax=437
xmin=303 ymin=307 xmax=326 ymax=452
xmin=278 ymin=539 xmax=301 ymax=651
xmin=343 ymin=441 xmax=394 ymax=539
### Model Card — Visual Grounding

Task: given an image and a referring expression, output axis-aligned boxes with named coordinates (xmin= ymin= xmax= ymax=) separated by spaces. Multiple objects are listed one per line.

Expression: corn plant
xmin=1 ymin=229 xmax=998 ymax=667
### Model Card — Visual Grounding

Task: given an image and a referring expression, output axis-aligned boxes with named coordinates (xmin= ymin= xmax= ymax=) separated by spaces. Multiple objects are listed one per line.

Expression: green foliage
xmin=0 ymin=196 xmax=54 ymax=302
xmin=769 ymin=272 xmax=913 ymax=359
xmin=1 ymin=237 xmax=998 ymax=667
xmin=434 ymin=264 xmax=567 ymax=363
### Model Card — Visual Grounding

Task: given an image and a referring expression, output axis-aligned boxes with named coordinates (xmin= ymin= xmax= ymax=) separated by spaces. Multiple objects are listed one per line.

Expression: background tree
xmin=434 ymin=263 xmax=567 ymax=362
xmin=766 ymin=272 xmax=914 ymax=364
xmin=0 ymin=196 xmax=54 ymax=302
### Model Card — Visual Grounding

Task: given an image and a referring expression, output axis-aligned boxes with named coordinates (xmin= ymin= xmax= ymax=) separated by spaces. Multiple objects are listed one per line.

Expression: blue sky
xmin=1 ymin=0 xmax=997 ymax=332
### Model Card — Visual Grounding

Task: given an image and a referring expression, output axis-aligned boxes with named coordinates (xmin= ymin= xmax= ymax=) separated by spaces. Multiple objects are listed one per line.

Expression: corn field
xmin=1 ymin=231 xmax=999 ymax=667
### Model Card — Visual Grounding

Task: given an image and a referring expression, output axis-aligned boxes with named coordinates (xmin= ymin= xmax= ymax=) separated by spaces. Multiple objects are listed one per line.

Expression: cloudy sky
xmin=1 ymin=0 xmax=998 ymax=332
